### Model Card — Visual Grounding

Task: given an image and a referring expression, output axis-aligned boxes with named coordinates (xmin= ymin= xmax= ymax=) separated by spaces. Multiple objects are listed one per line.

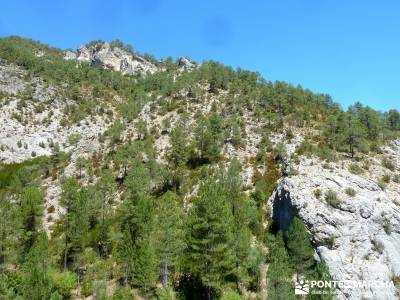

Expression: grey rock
xmin=177 ymin=56 xmax=195 ymax=70
xmin=73 ymin=41 xmax=157 ymax=76
xmin=64 ymin=50 xmax=76 ymax=60
xmin=269 ymin=155 xmax=400 ymax=300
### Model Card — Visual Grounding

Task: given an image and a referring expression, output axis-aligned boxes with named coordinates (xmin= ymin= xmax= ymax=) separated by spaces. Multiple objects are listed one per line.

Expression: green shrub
xmin=220 ymin=290 xmax=243 ymax=300
xmin=325 ymin=189 xmax=340 ymax=208
xmin=50 ymin=270 xmax=77 ymax=298
xmin=377 ymin=178 xmax=387 ymax=190
xmin=345 ymin=187 xmax=356 ymax=197
xmin=67 ymin=133 xmax=81 ymax=146
xmin=382 ymin=157 xmax=395 ymax=171
xmin=348 ymin=163 xmax=364 ymax=175
xmin=383 ymin=219 xmax=392 ymax=235
xmin=313 ymin=189 xmax=322 ymax=199
xmin=382 ymin=174 xmax=391 ymax=183
xmin=393 ymin=174 xmax=400 ymax=183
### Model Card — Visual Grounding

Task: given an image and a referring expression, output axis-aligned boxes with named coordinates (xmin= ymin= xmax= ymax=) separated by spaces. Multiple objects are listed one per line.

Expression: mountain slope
xmin=0 ymin=36 xmax=400 ymax=300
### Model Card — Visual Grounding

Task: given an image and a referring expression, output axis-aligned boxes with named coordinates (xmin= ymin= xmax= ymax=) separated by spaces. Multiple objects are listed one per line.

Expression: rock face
xmin=67 ymin=41 xmax=157 ymax=76
xmin=269 ymin=151 xmax=400 ymax=300
xmin=64 ymin=50 xmax=76 ymax=60
xmin=177 ymin=56 xmax=195 ymax=70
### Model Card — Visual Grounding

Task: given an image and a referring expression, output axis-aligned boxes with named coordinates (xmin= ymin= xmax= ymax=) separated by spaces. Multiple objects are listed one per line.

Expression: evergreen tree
xmin=19 ymin=186 xmax=43 ymax=260
xmin=193 ymin=114 xmax=223 ymax=163
xmin=118 ymin=195 xmax=158 ymax=291
xmin=221 ymin=159 xmax=253 ymax=285
xmin=123 ymin=160 xmax=151 ymax=199
xmin=340 ymin=113 xmax=366 ymax=158
xmin=168 ymin=125 xmax=188 ymax=191
xmin=22 ymin=232 xmax=53 ymax=300
xmin=386 ymin=109 xmax=400 ymax=131
xmin=60 ymin=178 xmax=89 ymax=274
xmin=154 ymin=191 xmax=186 ymax=288
xmin=75 ymin=156 xmax=87 ymax=179
xmin=186 ymin=180 xmax=236 ymax=299
xmin=267 ymin=233 xmax=295 ymax=300
xmin=92 ymin=170 xmax=117 ymax=256
xmin=0 ymin=194 xmax=20 ymax=269
xmin=286 ymin=217 xmax=315 ymax=273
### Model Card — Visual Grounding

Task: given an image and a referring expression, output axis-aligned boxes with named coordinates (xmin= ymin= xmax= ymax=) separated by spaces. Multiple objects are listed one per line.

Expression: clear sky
xmin=1 ymin=0 xmax=399 ymax=111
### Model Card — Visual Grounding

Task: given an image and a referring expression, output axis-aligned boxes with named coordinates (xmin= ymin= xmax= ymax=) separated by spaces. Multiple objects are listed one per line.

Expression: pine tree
xmin=118 ymin=195 xmax=158 ymax=291
xmin=168 ymin=126 xmax=188 ymax=191
xmin=186 ymin=180 xmax=236 ymax=299
xmin=193 ymin=114 xmax=224 ymax=164
xmin=154 ymin=191 xmax=186 ymax=288
xmin=169 ymin=126 xmax=188 ymax=168
xmin=22 ymin=232 xmax=53 ymax=300
xmin=267 ymin=233 xmax=295 ymax=300
xmin=92 ymin=170 xmax=117 ymax=256
xmin=19 ymin=186 xmax=43 ymax=260
xmin=60 ymin=178 xmax=89 ymax=273
xmin=123 ymin=160 xmax=151 ymax=199
xmin=221 ymin=159 xmax=253 ymax=285
xmin=340 ymin=113 xmax=366 ymax=158
xmin=75 ymin=156 xmax=87 ymax=179
xmin=0 ymin=194 xmax=20 ymax=269
xmin=286 ymin=217 xmax=315 ymax=273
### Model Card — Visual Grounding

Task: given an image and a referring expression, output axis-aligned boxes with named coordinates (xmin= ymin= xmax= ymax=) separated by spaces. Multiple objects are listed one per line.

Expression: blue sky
xmin=1 ymin=0 xmax=399 ymax=111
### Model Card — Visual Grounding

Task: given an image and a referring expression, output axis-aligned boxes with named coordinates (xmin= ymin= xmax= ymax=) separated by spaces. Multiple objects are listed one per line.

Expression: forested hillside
xmin=0 ymin=36 xmax=399 ymax=300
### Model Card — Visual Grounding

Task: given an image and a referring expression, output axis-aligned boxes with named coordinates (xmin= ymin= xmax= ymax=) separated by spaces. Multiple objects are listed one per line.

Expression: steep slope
xmin=1 ymin=36 xmax=400 ymax=300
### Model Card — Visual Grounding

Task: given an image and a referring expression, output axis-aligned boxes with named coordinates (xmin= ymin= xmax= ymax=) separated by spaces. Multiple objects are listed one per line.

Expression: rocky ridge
xmin=65 ymin=41 xmax=158 ymax=76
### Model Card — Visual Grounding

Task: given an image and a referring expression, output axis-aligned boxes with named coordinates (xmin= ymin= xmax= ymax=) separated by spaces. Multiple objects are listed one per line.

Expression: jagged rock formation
xmin=177 ymin=56 xmax=196 ymax=70
xmin=65 ymin=41 xmax=157 ymax=75
xmin=270 ymin=143 xmax=400 ymax=300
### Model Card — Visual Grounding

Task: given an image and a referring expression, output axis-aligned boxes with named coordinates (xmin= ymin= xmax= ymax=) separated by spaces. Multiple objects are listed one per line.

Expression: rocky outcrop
xmin=177 ymin=56 xmax=195 ymax=70
xmin=269 ymin=152 xmax=400 ymax=300
xmin=67 ymin=41 xmax=157 ymax=76
xmin=64 ymin=50 xmax=76 ymax=60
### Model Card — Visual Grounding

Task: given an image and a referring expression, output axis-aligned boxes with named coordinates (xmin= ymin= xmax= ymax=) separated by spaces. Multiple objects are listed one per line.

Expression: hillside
xmin=0 ymin=36 xmax=400 ymax=300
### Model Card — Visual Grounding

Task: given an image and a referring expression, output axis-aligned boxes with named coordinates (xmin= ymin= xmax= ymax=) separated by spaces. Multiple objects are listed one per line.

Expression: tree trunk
xmin=161 ymin=259 xmax=169 ymax=288
xmin=63 ymin=242 xmax=68 ymax=270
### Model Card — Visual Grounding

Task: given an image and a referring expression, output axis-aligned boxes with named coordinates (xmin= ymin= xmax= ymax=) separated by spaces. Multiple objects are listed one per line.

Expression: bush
xmin=67 ymin=133 xmax=81 ymax=146
xmin=50 ymin=270 xmax=77 ymax=298
xmin=220 ymin=291 xmax=243 ymax=300
xmin=313 ymin=189 xmax=322 ymax=199
xmin=345 ymin=187 xmax=356 ymax=197
xmin=383 ymin=219 xmax=392 ymax=235
xmin=377 ymin=178 xmax=387 ymax=190
xmin=325 ymin=190 xmax=340 ymax=208
xmin=47 ymin=205 xmax=55 ymax=213
xmin=371 ymin=238 xmax=384 ymax=254
xmin=382 ymin=157 xmax=395 ymax=171
xmin=393 ymin=174 xmax=400 ymax=183
xmin=382 ymin=174 xmax=391 ymax=183
xmin=348 ymin=163 xmax=364 ymax=175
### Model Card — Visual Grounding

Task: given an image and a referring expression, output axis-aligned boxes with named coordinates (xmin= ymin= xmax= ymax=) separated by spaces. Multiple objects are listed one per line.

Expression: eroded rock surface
xmin=270 ymin=148 xmax=400 ymax=300
xmin=66 ymin=41 xmax=157 ymax=76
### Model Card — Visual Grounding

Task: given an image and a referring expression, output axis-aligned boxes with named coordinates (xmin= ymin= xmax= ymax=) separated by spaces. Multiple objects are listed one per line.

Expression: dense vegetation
xmin=0 ymin=36 xmax=399 ymax=299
